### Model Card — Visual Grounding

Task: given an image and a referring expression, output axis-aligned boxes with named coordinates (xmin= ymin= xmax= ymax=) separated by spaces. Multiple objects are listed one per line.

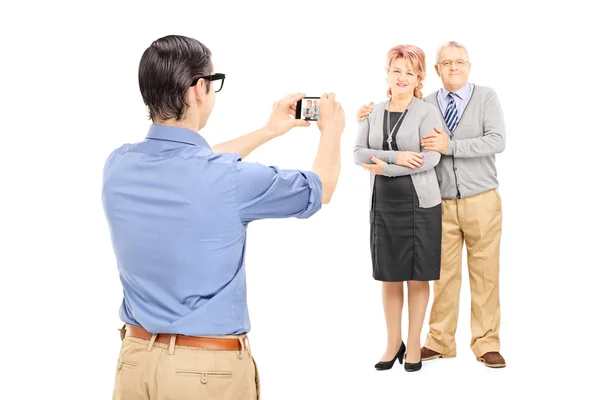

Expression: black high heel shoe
xmin=374 ymin=342 xmax=406 ymax=370
xmin=403 ymin=352 xmax=422 ymax=372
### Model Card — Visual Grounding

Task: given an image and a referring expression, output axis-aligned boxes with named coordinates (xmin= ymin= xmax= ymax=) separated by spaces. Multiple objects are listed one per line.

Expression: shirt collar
xmin=441 ymin=82 xmax=471 ymax=100
xmin=146 ymin=124 xmax=211 ymax=148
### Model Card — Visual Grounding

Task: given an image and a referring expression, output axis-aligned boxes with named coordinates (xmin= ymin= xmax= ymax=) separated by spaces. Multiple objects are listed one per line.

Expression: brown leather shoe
xmin=421 ymin=347 xmax=442 ymax=361
xmin=477 ymin=352 xmax=506 ymax=368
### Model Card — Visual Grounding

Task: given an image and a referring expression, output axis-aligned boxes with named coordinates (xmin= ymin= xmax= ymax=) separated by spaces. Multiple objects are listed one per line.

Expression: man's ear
xmin=434 ymin=64 xmax=441 ymax=77
xmin=192 ymin=79 xmax=207 ymax=104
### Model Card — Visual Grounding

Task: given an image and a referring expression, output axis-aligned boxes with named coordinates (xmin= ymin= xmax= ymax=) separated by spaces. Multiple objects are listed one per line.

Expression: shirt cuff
xmin=382 ymin=163 xmax=392 ymax=177
xmin=387 ymin=151 xmax=400 ymax=164
xmin=296 ymin=171 xmax=323 ymax=219
xmin=446 ymin=139 xmax=455 ymax=156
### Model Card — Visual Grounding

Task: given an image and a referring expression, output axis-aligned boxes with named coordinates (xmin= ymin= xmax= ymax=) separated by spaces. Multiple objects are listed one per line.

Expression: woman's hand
xmin=362 ymin=156 xmax=386 ymax=175
xmin=396 ymin=151 xmax=424 ymax=169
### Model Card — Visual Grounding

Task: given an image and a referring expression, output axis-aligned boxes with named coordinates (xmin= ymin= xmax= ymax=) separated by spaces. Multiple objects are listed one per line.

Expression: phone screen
xmin=295 ymin=97 xmax=320 ymax=121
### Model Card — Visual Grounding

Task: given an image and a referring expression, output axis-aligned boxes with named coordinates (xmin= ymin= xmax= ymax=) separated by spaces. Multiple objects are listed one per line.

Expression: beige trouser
xmin=113 ymin=325 xmax=260 ymax=400
xmin=425 ymin=188 xmax=502 ymax=358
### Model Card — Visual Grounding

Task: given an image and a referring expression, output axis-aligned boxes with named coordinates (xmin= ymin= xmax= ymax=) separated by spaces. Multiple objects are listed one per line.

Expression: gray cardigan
xmin=423 ymin=85 xmax=506 ymax=199
xmin=354 ymin=97 xmax=444 ymax=209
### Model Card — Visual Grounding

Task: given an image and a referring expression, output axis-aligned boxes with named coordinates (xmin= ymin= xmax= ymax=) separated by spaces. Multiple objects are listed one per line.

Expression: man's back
xmin=102 ymin=125 xmax=322 ymax=336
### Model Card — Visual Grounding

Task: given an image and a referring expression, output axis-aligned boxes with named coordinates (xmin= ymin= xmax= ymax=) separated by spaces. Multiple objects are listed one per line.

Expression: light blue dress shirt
xmin=102 ymin=125 xmax=322 ymax=336
xmin=437 ymin=82 xmax=474 ymax=122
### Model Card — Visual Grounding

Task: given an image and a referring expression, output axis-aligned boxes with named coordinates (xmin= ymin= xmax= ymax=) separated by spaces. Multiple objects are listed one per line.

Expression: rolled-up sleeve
xmin=235 ymin=161 xmax=322 ymax=223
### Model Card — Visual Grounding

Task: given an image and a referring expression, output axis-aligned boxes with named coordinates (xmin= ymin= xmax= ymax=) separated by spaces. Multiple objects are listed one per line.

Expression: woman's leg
xmin=380 ymin=281 xmax=404 ymax=361
xmin=406 ymin=281 xmax=430 ymax=363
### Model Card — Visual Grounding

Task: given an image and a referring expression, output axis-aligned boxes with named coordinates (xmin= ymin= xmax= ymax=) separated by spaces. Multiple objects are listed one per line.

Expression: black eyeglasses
xmin=190 ymin=73 xmax=226 ymax=92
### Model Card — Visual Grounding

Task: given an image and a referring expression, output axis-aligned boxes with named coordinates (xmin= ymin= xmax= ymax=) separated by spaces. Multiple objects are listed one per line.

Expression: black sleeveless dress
xmin=370 ymin=110 xmax=442 ymax=282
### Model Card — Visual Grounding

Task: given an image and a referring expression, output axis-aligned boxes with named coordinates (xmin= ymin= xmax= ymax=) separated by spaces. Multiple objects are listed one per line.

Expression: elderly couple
xmin=354 ymin=41 xmax=506 ymax=372
xmin=103 ymin=35 xmax=505 ymax=400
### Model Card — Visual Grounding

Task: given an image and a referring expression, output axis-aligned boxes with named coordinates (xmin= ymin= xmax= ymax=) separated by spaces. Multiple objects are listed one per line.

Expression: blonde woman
xmin=354 ymin=45 xmax=444 ymax=372
xmin=303 ymin=99 xmax=314 ymax=119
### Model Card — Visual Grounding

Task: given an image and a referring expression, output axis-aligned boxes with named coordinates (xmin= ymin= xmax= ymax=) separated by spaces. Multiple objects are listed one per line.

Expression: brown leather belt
xmin=125 ymin=325 xmax=242 ymax=350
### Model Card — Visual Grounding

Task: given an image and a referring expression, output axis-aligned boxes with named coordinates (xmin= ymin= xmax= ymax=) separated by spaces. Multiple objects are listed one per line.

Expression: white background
xmin=2 ymin=0 xmax=599 ymax=399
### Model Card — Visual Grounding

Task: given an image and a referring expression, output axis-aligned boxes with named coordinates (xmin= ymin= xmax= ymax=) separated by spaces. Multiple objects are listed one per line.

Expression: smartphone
xmin=295 ymin=96 xmax=320 ymax=121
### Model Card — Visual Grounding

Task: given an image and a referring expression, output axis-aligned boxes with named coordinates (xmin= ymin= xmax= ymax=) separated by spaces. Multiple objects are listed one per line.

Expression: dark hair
xmin=138 ymin=35 xmax=212 ymax=122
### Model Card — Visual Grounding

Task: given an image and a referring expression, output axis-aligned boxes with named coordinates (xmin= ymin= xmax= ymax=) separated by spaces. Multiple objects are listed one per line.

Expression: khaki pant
xmin=425 ymin=188 xmax=502 ymax=357
xmin=113 ymin=326 xmax=260 ymax=400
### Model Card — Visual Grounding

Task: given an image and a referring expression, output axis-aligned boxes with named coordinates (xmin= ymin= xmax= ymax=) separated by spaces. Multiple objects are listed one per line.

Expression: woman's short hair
xmin=385 ymin=44 xmax=426 ymax=99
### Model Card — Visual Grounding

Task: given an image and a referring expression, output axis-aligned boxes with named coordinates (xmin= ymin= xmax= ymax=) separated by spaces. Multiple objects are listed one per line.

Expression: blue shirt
xmin=437 ymin=82 xmax=474 ymax=122
xmin=102 ymin=125 xmax=322 ymax=336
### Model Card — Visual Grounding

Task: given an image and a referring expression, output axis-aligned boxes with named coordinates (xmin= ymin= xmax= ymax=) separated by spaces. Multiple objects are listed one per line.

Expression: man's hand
xmin=357 ymin=102 xmax=374 ymax=123
xmin=264 ymin=93 xmax=310 ymax=137
xmin=362 ymin=156 xmax=386 ymax=175
xmin=421 ymin=127 xmax=448 ymax=154
xmin=317 ymin=93 xmax=345 ymax=137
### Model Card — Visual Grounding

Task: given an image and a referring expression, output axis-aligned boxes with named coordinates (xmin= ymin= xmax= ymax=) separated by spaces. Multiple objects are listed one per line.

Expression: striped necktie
xmin=444 ymin=93 xmax=458 ymax=132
